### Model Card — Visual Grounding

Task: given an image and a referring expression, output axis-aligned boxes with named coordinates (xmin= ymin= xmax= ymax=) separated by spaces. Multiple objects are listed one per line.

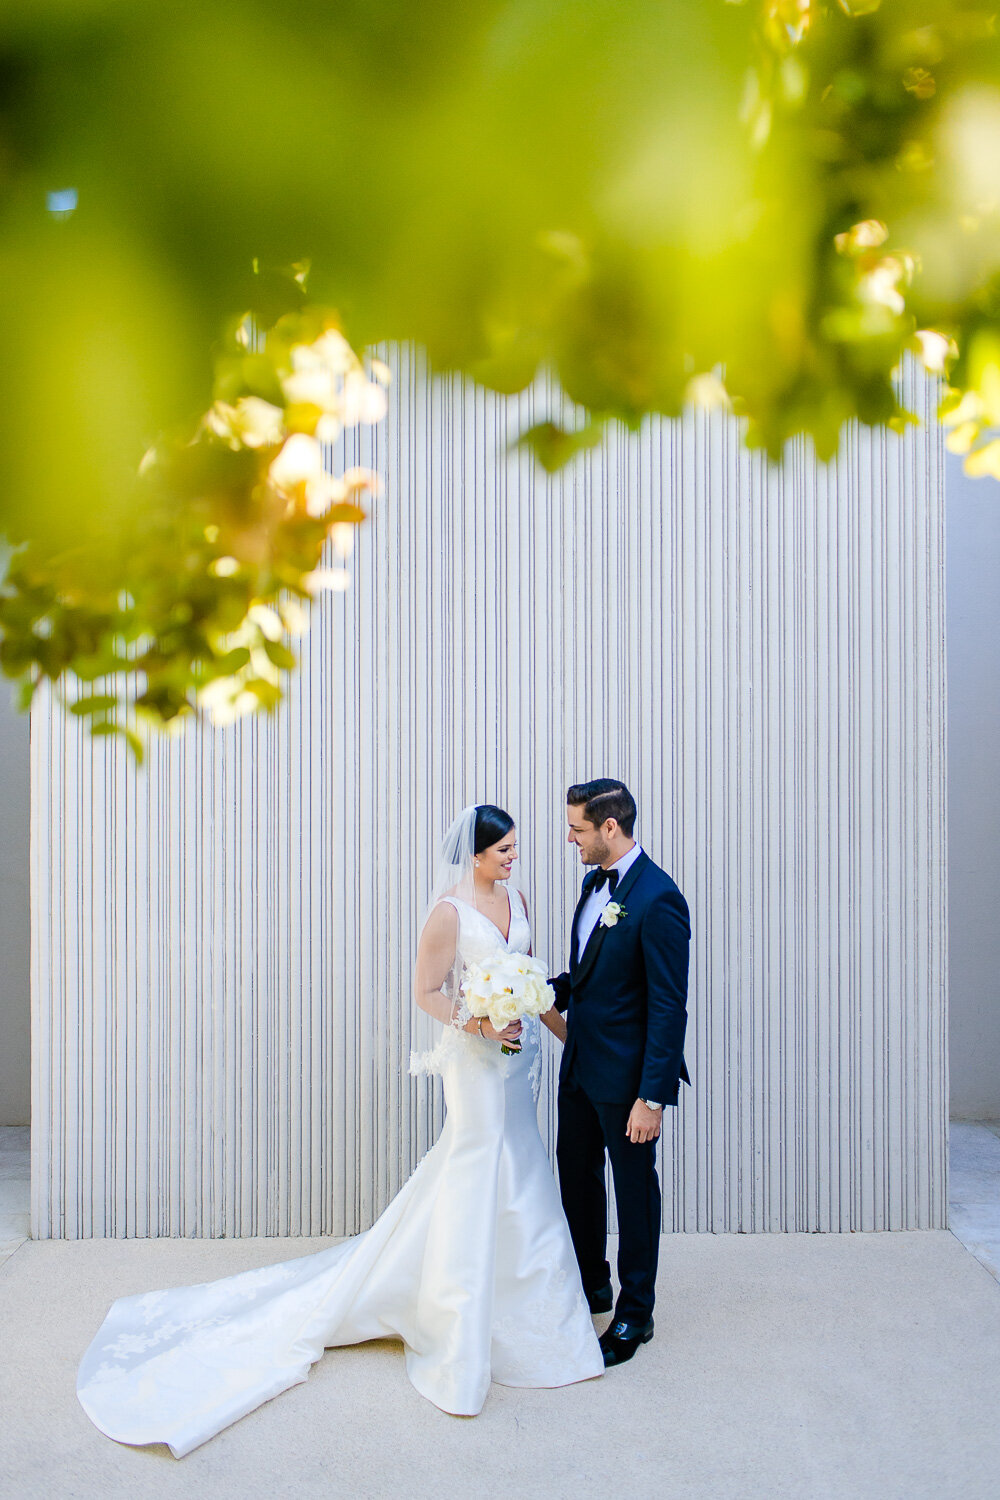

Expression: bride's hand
xmin=483 ymin=1018 xmax=522 ymax=1044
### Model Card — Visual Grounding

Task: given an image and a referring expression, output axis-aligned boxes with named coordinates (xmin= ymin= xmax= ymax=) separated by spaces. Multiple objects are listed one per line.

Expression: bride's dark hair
xmin=474 ymin=804 xmax=515 ymax=853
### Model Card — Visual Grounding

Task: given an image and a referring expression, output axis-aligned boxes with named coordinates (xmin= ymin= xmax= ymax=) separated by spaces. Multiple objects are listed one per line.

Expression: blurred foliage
xmin=0 ymin=298 xmax=386 ymax=744
xmin=0 ymin=0 xmax=998 ymax=741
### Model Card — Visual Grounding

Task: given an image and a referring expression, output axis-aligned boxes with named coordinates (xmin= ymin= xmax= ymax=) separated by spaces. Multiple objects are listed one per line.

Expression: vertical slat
xmin=30 ymin=350 xmax=948 ymax=1238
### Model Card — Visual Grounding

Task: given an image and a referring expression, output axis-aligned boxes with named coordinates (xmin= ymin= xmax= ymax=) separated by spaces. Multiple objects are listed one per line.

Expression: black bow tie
xmin=591 ymin=868 xmax=619 ymax=893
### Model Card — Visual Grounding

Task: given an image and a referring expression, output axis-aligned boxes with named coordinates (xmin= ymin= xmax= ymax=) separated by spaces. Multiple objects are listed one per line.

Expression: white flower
xmin=861 ymin=263 xmax=906 ymax=315
xmin=280 ymin=334 xmax=386 ymax=431
xmin=269 ymin=433 xmax=324 ymax=488
xmin=685 ymin=372 xmax=732 ymax=412
xmin=282 ymin=365 xmax=339 ymax=410
xmin=598 ymin=901 xmax=626 ymax=929
xmin=342 ymin=465 xmax=384 ymax=499
xmin=196 ymin=677 xmax=260 ymax=725
xmin=305 ymin=330 xmax=355 ymax=375
xmin=247 ymin=604 xmax=283 ymax=640
xmin=279 ymin=598 xmax=310 ymax=635
xmin=341 ymin=369 xmax=388 ymax=426
xmin=915 ymin=329 xmax=957 ymax=374
xmin=835 ymin=219 xmax=889 ymax=255
xmin=205 ymin=397 xmax=286 ymax=450
xmin=268 ymin=435 xmax=349 ymax=515
xmin=331 ymin=523 xmax=356 ymax=558
xmin=461 ymin=953 xmax=555 ymax=1033
xmin=301 ymin=567 xmax=351 ymax=594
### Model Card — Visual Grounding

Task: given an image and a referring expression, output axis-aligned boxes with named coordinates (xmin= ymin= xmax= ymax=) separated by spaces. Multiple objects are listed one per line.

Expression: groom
xmin=552 ymin=779 xmax=690 ymax=1368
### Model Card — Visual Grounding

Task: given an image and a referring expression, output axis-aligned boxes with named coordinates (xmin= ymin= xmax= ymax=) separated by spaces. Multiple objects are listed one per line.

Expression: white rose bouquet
xmin=461 ymin=953 xmax=556 ymax=1055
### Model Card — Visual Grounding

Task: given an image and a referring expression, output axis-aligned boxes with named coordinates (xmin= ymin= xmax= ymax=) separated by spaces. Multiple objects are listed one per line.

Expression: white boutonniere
xmin=599 ymin=901 xmax=627 ymax=929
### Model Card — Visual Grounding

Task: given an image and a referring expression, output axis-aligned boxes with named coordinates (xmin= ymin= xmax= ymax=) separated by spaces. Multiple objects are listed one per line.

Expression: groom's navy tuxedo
xmin=554 ymin=849 xmax=690 ymax=1325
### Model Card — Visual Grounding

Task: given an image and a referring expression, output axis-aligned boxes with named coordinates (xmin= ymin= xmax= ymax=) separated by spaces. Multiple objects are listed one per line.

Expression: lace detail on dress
xmin=491 ymin=1268 xmax=590 ymax=1383
xmin=409 ymin=1016 xmax=480 ymax=1077
xmin=527 ymin=1018 xmax=543 ymax=1103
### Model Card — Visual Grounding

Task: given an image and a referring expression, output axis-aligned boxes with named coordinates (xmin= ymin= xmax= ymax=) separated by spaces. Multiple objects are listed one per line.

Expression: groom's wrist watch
xmin=641 ymin=1099 xmax=662 ymax=1111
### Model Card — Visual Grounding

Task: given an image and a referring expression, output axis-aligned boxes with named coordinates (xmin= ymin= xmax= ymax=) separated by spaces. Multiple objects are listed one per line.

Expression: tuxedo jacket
xmin=554 ymin=851 xmax=691 ymax=1107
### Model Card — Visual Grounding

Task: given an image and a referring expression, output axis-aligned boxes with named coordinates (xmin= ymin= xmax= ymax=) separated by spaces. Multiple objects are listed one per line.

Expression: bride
xmin=77 ymin=804 xmax=604 ymax=1456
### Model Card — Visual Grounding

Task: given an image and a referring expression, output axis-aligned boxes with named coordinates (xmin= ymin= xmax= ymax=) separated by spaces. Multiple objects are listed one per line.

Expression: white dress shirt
xmin=575 ymin=843 xmax=643 ymax=962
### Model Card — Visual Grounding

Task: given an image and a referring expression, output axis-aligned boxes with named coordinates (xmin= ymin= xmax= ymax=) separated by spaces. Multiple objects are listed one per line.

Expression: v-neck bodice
xmin=441 ymin=892 xmax=531 ymax=970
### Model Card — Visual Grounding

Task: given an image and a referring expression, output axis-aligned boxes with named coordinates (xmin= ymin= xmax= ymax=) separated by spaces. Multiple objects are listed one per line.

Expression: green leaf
xmin=244 ymin=678 xmax=283 ymax=709
xmin=73 ymin=650 xmax=129 ymax=682
xmin=122 ymin=727 xmax=145 ymax=765
xmin=513 ymin=420 xmax=606 ymax=474
xmin=208 ymin=646 xmax=252 ymax=677
xmin=262 ymin=638 xmax=296 ymax=671
xmin=69 ymin=693 xmax=117 ymax=717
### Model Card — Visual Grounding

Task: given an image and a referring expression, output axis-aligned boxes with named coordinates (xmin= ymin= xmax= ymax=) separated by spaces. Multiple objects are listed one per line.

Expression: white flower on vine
xmin=279 ymin=598 xmax=310 ymax=635
xmin=304 ymin=330 xmax=356 ymax=375
xmin=331 ymin=524 xmax=356 ymax=558
xmin=268 ymin=433 xmax=323 ymax=488
xmin=282 ymin=365 xmax=339 ymax=410
xmin=301 ymin=567 xmax=351 ymax=594
xmin=247 ymin=604 xmax=283 ymax=640
xmin=835 ymin=219 xmax=889 ymax=254
xmin=205 ymin=397 xmax=285 ymax=449
xmin=281 ymin=333 xmax=386 ymax=430
xmin=860 ymin=261 xmax=908 ymax=315
xmin=197 ymin=677 xmax=259 ymax=726
xmin=685 ymin=372 xmax=732 ymax=412
xmin=342 ymin=369 xmax=388 ymax=425
xmin=267 ymin=434 xmax=337 ymax=514
xmin=914 ymin=330 xmax=957 ymax=374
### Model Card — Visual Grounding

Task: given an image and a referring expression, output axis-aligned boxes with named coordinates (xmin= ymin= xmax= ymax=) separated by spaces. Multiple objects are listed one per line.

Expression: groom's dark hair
xmin=567 ymin=779 xmax=637 ymax=837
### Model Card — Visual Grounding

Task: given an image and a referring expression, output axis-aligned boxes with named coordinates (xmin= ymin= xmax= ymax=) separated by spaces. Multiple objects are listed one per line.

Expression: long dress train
xmin=76 ymin=894 xmax=603 ymax=1456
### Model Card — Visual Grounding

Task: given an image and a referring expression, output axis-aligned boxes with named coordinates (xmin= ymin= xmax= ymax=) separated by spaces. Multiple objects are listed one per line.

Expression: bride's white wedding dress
xmin=77 ymin=893 xmax=603 ymax=1456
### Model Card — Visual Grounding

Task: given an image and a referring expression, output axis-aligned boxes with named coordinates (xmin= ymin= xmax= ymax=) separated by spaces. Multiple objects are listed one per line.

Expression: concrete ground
xmin=2 ymin=1126 xmax=999 ymax=1500
xmin=2 ymin=1231 xmax=1000 ymax=1499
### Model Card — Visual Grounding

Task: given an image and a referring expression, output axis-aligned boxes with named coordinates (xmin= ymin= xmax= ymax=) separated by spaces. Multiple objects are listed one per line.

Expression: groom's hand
xmin=626 ymin=1100 xmax=663 ymax=1144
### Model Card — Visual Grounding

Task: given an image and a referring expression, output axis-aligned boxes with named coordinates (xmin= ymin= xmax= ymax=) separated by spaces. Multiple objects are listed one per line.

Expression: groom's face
xmin=566 ymin=804 xmax=612 ymax=867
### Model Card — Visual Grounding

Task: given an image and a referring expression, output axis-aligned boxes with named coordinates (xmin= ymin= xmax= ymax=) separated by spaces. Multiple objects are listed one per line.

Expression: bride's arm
xmin=542 ymin=1008 xmax=567 ymax=1044
xmin=413 ymin=904 xmax=519 ymax=1042
xmin=413 ymin=904 xmax=463 ymax=1023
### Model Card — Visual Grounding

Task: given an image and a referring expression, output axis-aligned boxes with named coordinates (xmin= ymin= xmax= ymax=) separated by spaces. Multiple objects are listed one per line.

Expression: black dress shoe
xmin=586 ymin=1280 xmax=614 ymax=1315
xmin=599 ymin=1317 xmax=654 ymax=1367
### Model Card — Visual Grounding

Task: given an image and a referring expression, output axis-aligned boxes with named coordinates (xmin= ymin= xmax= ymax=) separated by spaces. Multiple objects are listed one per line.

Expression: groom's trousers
xmin=556 ymin=1073 xmax=660 ymax=1325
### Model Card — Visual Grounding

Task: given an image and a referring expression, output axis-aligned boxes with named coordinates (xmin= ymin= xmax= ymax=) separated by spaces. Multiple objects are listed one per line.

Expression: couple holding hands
xmin=78 ymin=778 xmax=689 ymax=1457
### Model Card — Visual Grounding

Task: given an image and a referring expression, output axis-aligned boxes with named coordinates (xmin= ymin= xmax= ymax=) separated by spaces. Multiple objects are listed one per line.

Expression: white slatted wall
xmin=30 ymin=348 xmax=948 ymax=1237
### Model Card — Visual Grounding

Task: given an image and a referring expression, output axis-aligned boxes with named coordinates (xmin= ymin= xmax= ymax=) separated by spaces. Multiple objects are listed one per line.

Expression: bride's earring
xmin=475 ymin=858 xmax=481 ymax=867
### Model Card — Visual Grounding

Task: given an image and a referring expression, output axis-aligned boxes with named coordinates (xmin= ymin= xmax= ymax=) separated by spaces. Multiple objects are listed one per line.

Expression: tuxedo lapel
xmin=569 ymin=873 xmax=596 ymax=979
xmin=572 ymin=852 xmax=650 ymax=990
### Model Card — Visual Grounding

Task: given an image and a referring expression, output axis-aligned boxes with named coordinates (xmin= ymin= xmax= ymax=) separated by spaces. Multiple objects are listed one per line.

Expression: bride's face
xmin=478 ymin=830 xmax=518 ymax=883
